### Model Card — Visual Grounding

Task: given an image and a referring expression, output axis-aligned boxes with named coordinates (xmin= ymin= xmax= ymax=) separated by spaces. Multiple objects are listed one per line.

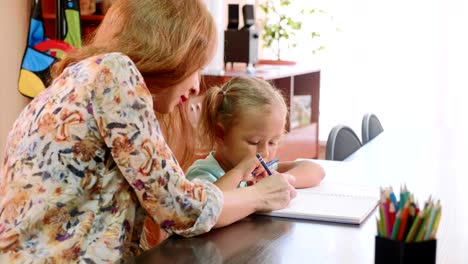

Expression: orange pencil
xmin=397 ymin=200 xmax=410 ymax=241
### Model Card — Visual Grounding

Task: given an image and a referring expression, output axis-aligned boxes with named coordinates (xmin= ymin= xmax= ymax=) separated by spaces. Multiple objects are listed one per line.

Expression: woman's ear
xmin=215 ymin=123 xmax=225 ymax=144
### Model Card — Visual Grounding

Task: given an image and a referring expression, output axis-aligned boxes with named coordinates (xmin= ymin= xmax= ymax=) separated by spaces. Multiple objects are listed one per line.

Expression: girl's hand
xmin=216 ymin=155 xmax=265 ymax=190
xmin=252 ymin=173 xmax=297 ymax=212
xmin=245 ymin=168 xmax=270 ymax=186
xmin=234 ymin=156 xmax=267 ymax=185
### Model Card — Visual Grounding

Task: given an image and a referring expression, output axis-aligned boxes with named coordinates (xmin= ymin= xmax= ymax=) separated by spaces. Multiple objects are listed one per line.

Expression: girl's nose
xmin=259 ymin=146 xmax=269 ymax=160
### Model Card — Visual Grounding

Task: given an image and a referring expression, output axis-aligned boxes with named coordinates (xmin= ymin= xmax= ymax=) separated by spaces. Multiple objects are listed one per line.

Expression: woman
xmin=0 ymin=0 xmax=296 ymax=262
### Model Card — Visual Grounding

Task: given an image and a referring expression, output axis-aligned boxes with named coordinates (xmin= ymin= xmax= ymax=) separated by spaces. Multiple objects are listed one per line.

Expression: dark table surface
xmin=132 ymin=128 xmax=468 ymax=263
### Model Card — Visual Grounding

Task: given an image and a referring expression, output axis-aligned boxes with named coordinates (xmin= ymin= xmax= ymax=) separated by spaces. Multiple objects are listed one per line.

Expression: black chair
xmin=326 ymin=125 xmax=362 ymax=161
xmin=362 ymin=113 xmax=384 ymax=144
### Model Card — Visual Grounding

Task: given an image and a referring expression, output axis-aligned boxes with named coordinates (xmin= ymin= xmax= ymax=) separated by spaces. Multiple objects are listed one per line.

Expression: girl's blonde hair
xmin=52 ymin=0 xmax=217 ymax=171
xmin=199 ymin=76 xmax=288 ymax=150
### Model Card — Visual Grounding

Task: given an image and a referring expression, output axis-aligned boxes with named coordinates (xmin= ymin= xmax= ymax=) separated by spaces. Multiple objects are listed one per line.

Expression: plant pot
xmin=257 ymin=59 xmax=297 ymax=66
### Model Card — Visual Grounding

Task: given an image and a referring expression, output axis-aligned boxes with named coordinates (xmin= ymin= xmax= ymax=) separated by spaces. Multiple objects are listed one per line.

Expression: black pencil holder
xmin=374 ymin=236 xmax=436 ymax=264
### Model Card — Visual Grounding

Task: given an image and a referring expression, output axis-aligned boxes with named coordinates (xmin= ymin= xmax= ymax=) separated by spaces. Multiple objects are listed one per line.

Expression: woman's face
xmin=151 ymin=71 xmax=201 ymax=113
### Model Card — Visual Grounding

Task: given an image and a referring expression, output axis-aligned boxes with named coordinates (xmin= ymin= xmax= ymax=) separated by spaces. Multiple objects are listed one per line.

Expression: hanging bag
xmin=18 ymin=0 xmax=82 ymax=98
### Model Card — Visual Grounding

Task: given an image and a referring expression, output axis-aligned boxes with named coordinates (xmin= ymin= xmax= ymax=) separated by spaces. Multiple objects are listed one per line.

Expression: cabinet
xmin=202 ymin=64 xmax=321 ymax=160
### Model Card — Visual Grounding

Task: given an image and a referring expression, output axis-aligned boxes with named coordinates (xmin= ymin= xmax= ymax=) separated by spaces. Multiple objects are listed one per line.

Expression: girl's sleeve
xmin=89 ymin=53 xmax=223 ymax=237
xmin=185 ymin=164 xmax=219 ymax=183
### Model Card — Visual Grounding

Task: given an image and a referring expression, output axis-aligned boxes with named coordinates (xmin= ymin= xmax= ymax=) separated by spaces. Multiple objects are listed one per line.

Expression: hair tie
xmin=218 ymin=90 xmax=226 ymax=97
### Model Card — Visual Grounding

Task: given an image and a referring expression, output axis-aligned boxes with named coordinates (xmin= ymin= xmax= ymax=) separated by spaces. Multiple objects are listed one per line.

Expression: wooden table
xmin=134 ymin=126 xmax=468 ymax=263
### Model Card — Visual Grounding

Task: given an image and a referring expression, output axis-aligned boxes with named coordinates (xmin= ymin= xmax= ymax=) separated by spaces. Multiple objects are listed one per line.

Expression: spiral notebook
xmin=257 ymin=182 xmax=380 ymax=225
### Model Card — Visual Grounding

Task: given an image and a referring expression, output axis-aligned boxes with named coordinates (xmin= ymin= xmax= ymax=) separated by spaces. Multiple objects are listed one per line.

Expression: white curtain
xmin=269 ymin=0 xmax=467 ymax=140
xmin=203 ymin=0 xmax=225 ymax=73
xmin=208 ymin=0 xmax=467 ymax=140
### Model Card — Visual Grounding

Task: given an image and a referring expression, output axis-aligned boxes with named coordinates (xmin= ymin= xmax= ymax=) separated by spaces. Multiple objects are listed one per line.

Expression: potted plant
xmin=259 ymin=0 xmax=334 ymax=63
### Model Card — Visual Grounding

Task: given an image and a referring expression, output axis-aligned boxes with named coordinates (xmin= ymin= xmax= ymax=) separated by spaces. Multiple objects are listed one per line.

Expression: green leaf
xmin=281 ymin=0 xmax=292 ymax=7
xmin=260 ymin=0 xmax=338 ymax=58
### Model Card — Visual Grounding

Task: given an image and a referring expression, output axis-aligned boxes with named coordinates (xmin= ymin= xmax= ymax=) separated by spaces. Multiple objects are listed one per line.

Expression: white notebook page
xmin=257 ymin=182 xmax=380 ymax=224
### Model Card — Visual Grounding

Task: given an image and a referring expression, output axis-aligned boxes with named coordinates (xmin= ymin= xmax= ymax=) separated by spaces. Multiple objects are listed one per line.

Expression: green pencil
xmin=405 ymin=208 xmax=425 ymax=242
xmin=425 ymin=201 xmax=441 ymax=240
xmin=391 ymin=211 xmax=401 ymax=240
xmin=376 ymin=217 xmax=381 ymax=237
xmin=415 ymin=202 xmax=433 ymax=241
xmin=379 ymin=204 xmax=387 ymax=238
xmin=430 ymin=206 xmax=442 ymax=239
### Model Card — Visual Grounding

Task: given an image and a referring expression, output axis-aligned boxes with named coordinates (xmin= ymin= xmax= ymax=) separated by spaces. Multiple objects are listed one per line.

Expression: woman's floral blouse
xmin=0 ymin=53 xmax=223 ymax=263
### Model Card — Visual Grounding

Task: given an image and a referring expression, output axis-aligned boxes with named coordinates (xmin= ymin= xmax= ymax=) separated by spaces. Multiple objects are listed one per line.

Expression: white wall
xmin=0 ymin=0 xmax=31 ymax=162
xmin=318 ymin=0 xmax=442 ymax=138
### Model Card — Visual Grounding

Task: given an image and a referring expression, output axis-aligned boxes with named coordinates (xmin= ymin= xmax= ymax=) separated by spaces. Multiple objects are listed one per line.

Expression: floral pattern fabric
xmin=0 ymin=53 xmax=223 ymax=263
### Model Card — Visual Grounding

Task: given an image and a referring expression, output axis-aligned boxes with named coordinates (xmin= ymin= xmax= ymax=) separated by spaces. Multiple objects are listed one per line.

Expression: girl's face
xmin=151 ymin=71 xmax=201 ymax=113
xmin=215 ymin=106 xmax=286 ymax=171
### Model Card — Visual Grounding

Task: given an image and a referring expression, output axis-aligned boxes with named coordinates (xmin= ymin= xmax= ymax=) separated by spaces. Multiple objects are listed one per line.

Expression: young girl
xmin=186 ymin=76 xmax=325 ymax=190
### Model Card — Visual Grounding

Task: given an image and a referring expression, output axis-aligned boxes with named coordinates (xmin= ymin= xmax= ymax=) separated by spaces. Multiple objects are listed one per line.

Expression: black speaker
xmin=227 ymin=4 xmax=239 ymax=30
xmin=242 ymin=4 xmax=254 ymax=30
xmin=224 ymin=30 xmax=259 ymax=65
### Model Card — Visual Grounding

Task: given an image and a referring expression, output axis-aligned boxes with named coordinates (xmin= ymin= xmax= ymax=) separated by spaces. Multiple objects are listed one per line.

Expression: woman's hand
xmin=252 ymin=173 xmax=297 ymax=212
xmin=214 ymin=172 xmax=297 ymax=228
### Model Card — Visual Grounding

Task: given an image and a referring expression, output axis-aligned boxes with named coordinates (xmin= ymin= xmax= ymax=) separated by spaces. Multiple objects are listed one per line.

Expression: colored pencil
xmin=256 ymin=153 xmax=272 ymax=176
xmin=425 ymin=200 xmax=440 ymax=240
xmin=430 ymin=205 xmax=442 ymax=239
xmin=405 ymin=208 xmax=426 ymax=242
xmin=415 ymin=201 xmax=433 ymax=242
xmin=379 ymin=204 xmax=387 ymax=238
xmin=397 ymin=200 xmax=410 ymax=241
xmin=391 ymin=211 xmax=401 ymax=240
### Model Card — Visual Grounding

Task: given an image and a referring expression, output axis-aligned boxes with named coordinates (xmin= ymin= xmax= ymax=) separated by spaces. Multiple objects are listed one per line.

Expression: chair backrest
xmin=326 ymin=125 xmax=362 ymax=161
xmin=362 ymin=113 xmax=384 ymax=144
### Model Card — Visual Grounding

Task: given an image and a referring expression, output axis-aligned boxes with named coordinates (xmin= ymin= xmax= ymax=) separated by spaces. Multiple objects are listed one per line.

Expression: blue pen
xmin=256 ymin=153 xmax=272 ymax=176
xmin=266 ymin=158 xmax=279 ymax=168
